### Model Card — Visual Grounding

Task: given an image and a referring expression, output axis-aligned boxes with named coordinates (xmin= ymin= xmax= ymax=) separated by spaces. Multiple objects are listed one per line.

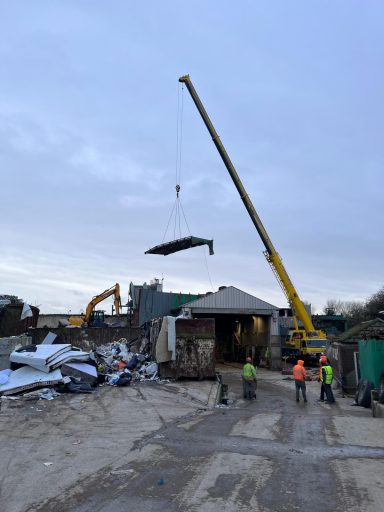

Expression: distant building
xmin=312 ymin=314 xmax=347 ymax=339
xmin=129 ymin=278 xmax=204 ymax=326
xmin=278 ymin=307 xmax=347 ymax=346
xmin=0 ymin=295 xmax=39 ymax=337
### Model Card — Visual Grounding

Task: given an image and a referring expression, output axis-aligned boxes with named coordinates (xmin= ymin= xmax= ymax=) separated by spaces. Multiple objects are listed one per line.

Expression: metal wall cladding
xmin=138 ymin=289 xmax=202 ymax=326
xmin=30 ymin=326 xmax=141 ymax=351
xmin=175 ymin=318 xmax=215 ymax=338
xmin=327 ymin=342 xmax=359 ymax=392
xmin=358 ymin=339 xmax=384 ymax=388
xmin=0 ymin=304 xmax=39 ymax=337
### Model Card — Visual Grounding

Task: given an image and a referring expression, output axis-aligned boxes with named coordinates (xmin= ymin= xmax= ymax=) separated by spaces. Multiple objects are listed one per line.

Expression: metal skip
xmin=145 ymin=235 xmax=214 ymax=256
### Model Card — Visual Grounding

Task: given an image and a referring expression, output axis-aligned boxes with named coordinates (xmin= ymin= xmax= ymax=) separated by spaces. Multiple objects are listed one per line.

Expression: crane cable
xmin=162 ymin=83 xmax=215 ymax=292
xmin=162 ymin=83 xmax=191 ymax=242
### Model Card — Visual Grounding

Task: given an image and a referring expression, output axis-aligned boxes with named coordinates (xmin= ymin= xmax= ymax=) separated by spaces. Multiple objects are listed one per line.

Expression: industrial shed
xmin=327 ymin=318 xmax=384 ymax=393
xmin=181 ymin=286 xmax=280 ymax=369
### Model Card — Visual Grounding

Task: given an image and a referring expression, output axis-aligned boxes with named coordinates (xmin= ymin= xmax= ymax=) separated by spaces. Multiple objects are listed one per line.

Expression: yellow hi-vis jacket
xmin=321 ymin=365 xmax=333 ymax=385
xmin=242 ymin=363 xmax=256 ymax=381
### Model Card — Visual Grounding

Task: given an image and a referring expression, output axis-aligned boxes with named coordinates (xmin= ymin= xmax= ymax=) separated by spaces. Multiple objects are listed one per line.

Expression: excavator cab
xmin=89 ymin=310 xmax=107 ymax=328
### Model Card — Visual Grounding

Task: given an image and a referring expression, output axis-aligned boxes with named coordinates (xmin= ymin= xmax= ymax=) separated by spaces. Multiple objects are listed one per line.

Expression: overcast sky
xmin=0 ymin=1 xmax=382 ymax=315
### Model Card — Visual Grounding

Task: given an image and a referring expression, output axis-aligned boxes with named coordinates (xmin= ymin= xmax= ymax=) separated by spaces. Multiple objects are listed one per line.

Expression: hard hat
xmin=246 ymin=357 xmax=252 ymax=363
xmin=320 ymin=355 xmax=327 ymax=363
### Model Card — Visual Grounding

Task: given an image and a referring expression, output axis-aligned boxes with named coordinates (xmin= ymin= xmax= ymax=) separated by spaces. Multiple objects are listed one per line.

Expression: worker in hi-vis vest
xmin=317 ymin=355 xmax=328 ymax=402
xmin=293 ymin=359 xmax=307 ymax=403
xmin=242 ymin=357 xmax=257 ymax=400
xmin=321 ymin=362 xmax=335 ymax=403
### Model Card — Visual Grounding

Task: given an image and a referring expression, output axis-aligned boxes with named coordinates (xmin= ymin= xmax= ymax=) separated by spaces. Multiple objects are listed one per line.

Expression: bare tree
xmin=365 ymin=286 xmax=384 ymax=319
xmin=341 ymin=301 xmax=366 ymax=326
xmin=322 ymin=299 xmax=344 ymax=315
xmin=322 ymin=296 xmax=376 ymax=327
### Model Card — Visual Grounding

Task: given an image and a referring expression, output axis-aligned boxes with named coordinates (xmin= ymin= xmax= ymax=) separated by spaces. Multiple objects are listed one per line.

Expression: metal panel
xmin=188 ymin=308 xmax=274 ymax=315
xmin=175 ymin=318 xmax=215 ymax=338
xmin=358 ymin=339 xmax=384 ymax=388
xmin=138 ymin=289 xmax=201 ymax=325
xmin=183 ymin=286 xmax=278 ymax=312
xmin=158 ymin=338 xmax=215 ymax=380
xmin=145 ymin=236 xmax=214 ymax=256
xmin=270 ymin=311 xmax=279 ymax=336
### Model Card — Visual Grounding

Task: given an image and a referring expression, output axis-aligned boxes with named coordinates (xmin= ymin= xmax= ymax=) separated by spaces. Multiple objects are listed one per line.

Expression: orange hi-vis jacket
xmin=293 ymin=360 xmax=306 ymax=381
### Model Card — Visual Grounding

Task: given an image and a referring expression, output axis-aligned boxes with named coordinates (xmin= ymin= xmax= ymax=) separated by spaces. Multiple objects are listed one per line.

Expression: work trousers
xmin=320 ymin=382 xmax=326 ymax=401
xmin=295 ymin=380 xmax=307 ymax=401
xmin=324 ymin=383 xmax=335 ymax=403
xmin=243 ymin=378 xmax=257 ymax=399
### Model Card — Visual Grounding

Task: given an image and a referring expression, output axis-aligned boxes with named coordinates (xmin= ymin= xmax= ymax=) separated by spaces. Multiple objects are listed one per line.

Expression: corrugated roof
xmin=336 ymin=318 xmax=384 ymax=343
xmin=182 ymin=286 xmax=278 ymax=312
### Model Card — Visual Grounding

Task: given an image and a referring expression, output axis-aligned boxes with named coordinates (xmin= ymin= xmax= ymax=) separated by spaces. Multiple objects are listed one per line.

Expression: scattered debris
xmin=39 ymin=388 xmax=60 ymax=400
xmin=41 ymin=332 xmax=57 ymax=345
xmin=0 ymin=333 xmax=167 ymax=405
xmin=0 ymin=369 xmax=12 ymax=385
xmin=110 ymin=469 xmax=135 ymax=476
xmin=61 ymin=362 xmax=98 ymax=386
xmin=0 ymin=367 xmax=62 ymax=395
xmin=10 ymin=344 xmax=89 ymax=373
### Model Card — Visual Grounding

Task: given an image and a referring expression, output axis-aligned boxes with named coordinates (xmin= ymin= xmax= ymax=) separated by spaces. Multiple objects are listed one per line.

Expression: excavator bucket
xmin=145 ymin=236 xmax=214 ymax=256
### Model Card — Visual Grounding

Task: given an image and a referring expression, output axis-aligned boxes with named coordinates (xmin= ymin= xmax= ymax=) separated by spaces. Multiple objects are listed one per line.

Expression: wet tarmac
xmin=30 ymin=367 xmax=384 ymax=512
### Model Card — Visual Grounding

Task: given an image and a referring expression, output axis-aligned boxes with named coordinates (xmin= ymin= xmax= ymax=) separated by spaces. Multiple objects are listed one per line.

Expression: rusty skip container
xmin=158 ymin=318 xmax=215 ymax=380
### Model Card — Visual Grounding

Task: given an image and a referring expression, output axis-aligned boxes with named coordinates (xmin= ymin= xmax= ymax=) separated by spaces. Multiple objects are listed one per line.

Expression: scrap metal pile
xmin=0 ymin=335 xmax=159 ymax=402
xmin=94 ymin=339 xmax=158 ymax=386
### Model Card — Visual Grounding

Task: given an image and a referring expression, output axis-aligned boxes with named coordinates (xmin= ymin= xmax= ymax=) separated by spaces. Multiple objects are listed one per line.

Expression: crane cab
xmin=285 ymin=329 xmax=329 ymax=360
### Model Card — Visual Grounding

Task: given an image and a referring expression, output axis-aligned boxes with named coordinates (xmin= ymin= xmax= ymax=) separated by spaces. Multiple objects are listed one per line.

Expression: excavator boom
xmin=85 ymin=283 xmax=121 ymax=322
xmin=68 ymin=283 xmax=122 ymax=328
xmin=179 ymin=75 xmax=327 ymax=353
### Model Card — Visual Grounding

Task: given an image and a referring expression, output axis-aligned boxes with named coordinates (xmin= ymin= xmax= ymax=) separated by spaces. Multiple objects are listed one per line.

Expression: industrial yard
xmin=1 ymin=2 xmax=383 ymax=512
xmin=0 ymin=366 xmax=383 ymax=512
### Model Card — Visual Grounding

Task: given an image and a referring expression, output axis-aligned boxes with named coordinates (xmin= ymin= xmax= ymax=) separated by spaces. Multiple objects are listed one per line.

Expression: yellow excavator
xmin=179 ymin=75 xmax=329 ymax=360
xmin=69 ymin=283 xmax=122 ymax=327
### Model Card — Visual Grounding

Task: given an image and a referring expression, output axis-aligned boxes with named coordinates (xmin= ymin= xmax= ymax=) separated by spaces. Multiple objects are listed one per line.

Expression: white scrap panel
xmin=0 ymin=367 xmax=62 ymax=395
xmin=10 ymin=344 xmax=71 ymax=372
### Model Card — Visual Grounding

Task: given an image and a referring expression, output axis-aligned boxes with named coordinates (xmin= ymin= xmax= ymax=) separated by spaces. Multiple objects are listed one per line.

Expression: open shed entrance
xmin=192 ymin=312 xmax=271 ymax=364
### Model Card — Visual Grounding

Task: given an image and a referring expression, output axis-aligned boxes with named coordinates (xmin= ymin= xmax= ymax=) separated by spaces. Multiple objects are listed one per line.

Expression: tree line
xmin=323 ymin=286 xmax=384 ymax=327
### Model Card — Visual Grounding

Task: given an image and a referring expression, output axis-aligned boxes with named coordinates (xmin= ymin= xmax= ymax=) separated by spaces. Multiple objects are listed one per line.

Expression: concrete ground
xmin=1 ymin=365 xmax=383 ymax=512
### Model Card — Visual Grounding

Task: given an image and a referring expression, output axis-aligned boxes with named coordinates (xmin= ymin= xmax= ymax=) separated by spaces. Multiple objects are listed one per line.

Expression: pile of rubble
xmin=94 ymin=339 xmax=158 ymax=386
xmin=0 ymin=334 xmax=159 ymax=402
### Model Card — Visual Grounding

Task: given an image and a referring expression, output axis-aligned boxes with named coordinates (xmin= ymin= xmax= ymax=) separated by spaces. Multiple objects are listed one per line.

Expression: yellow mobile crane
xmin=69 ymin=283 xmax=122 ymax=327
xmin=179 ymin=75 xmax=328 ymax=360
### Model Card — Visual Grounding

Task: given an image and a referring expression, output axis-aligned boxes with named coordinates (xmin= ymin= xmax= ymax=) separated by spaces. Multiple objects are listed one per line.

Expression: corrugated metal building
xmin=327 ymin=318 xmax=384 ymax=393
xmin=181 ymin=286 xmax=280 ymax=369
xmin=129 ymin=280 xmax=203 ymax=326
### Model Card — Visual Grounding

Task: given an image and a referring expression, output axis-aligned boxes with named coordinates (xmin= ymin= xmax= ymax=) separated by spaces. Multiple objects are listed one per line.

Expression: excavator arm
xmin=179 ymin=75 xmax=327 ymax=351
xmin=84 ymin=283 xmax=121 ymax=323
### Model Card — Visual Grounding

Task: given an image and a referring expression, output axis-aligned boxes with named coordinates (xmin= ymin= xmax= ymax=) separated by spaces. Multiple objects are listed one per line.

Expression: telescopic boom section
xmin=179 ymin=74 xmax=317 ymax=334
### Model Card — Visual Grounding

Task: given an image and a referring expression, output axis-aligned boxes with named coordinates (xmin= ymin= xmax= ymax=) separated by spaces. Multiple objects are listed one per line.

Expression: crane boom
xmin=179 ymin=75 xmax=327 ymax=352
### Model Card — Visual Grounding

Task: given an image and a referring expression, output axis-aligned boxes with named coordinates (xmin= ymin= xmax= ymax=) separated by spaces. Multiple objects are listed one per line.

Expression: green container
xmin=358 ymin=339 xmax=384 ymax=388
